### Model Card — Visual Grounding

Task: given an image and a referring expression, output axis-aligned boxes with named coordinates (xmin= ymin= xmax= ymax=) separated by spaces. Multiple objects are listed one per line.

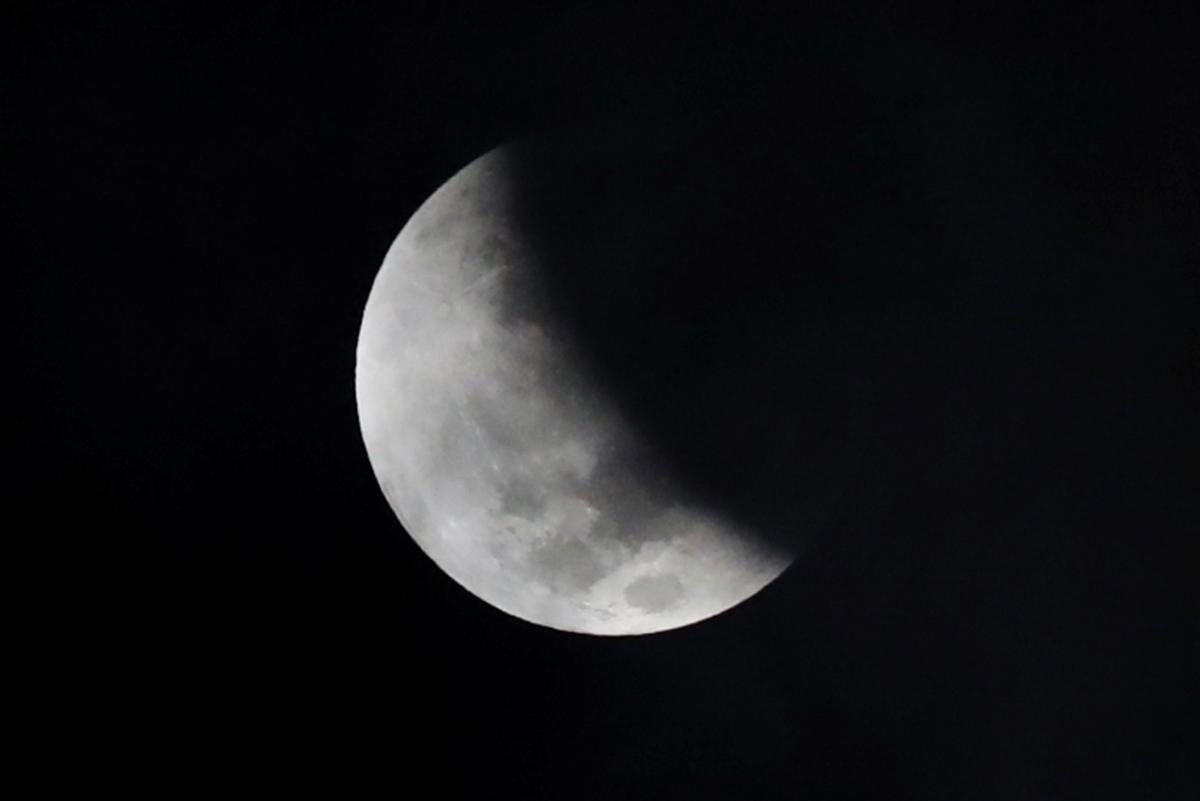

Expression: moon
xmin=355 ymin=144 xmax=794 ymax=634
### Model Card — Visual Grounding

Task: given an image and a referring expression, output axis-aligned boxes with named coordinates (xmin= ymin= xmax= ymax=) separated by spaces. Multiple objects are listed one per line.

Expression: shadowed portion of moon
xmin=506 ymin=120 xmax=859 ymax=557
xmin=356 ymin=145 xmax=798 ymax=635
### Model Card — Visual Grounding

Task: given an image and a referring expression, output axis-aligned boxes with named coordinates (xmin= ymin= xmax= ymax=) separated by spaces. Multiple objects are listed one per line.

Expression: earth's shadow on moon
xmin=505 ymin=116 xmax=871 ymax=559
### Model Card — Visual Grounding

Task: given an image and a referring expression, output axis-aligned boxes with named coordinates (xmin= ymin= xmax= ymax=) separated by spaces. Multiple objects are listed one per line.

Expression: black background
xmin=7 ymin=3 xmax=1197 ymax=797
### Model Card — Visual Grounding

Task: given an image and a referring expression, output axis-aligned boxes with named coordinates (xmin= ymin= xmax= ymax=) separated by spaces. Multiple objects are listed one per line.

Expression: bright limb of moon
xmin=355 ymin=144 xmax=793 ymax=635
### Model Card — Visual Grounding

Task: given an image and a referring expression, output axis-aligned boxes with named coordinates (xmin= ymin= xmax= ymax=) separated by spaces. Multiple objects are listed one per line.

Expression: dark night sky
xmin=7 ymin=3 xmax=1197 ymax=797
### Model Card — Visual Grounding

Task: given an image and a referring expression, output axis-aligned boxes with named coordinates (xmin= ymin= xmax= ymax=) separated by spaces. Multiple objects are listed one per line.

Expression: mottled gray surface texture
xmin=355 ymin=146 xmax=791 ymax=634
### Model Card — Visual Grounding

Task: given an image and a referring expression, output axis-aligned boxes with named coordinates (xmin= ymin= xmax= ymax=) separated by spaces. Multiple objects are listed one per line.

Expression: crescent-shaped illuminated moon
xmin=355 ymin=144 xmax=793 ymax=634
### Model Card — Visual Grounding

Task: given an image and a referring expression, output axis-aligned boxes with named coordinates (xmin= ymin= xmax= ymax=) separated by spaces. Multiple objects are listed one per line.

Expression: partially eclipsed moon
xmin=355 ymin=144 xmax=793 ymax=634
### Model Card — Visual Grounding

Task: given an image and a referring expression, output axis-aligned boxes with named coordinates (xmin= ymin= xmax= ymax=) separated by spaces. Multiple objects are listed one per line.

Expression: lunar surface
xmin=355 ymin=145 xmax=793 ymax=634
